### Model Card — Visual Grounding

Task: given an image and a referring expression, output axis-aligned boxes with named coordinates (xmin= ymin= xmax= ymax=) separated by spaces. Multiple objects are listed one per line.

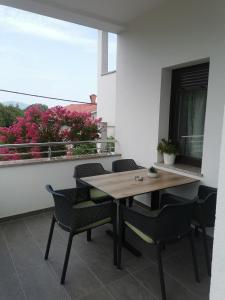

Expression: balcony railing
xmin=0 ymin=139 xmax=117 ymax=162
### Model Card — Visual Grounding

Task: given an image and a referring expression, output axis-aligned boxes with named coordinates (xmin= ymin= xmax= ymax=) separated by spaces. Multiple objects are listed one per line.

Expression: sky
xmin=0 ymin=5 xmax=117 ymax=107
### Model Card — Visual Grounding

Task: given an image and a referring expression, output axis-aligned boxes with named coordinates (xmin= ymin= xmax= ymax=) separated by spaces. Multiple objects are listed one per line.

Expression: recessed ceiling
xmin=0 ymin=0 xmax=165 ymax=32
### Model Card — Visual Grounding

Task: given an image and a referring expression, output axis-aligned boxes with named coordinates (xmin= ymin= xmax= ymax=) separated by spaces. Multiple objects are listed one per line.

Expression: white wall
xmin=0 ymin=156 xmax=120 ymax=218
xmin=97 ymin=71 xmax=117 ymax=129
xmin=116 ymin=0 xmax=225 ymax=188
xmin=210 ymin=107 xmax=225 ymax=298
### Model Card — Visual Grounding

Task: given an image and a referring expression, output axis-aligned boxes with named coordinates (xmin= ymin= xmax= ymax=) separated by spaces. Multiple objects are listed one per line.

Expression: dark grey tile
xmin=49 ymin=253 xmax=102 ymax=299
xmin=0 ymin=228 xmax=17 ymax=279
xmin=18 ymin=263 xmax=70 ymax=300
xmin=0 ymin=272 xmax=25 ymax=300
xmin=25 ymin=214 xmax=102 ymax=299
xmin=24 ymin=214 xmax=53 ymax=251
xmin=107 ymin=274 xmax=155 ymax=300
xmin=0 ymin=228 xmax=25 ymax=299
xmin=58 ymin=228 xmax=129 ymax=285
xmin=80 ymin=288 xmax=114 ymax=300
xmin=164 ymin=253 xmax=210 ymax=299
xmin=75 ymin=239 xmax=128 ymax=285
xmin=165 ymin=236 xmax=212 ymax=263
xmin=123 ymin=255 xmax=152 ymax=274
xmin=1 ymin=220 xmax=44 ymax=272
xmin=133 ymin=265 xmax=200 ymax=300
xmin=125 ymin=229 xmax=171 ymax=264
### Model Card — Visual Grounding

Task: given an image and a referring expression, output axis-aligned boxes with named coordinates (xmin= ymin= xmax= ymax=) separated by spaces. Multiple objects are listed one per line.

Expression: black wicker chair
xmin=161 ymin=185 xmax=217 ymax=276
xmin=112 ymin=159 xmax=144 ymax=172
xmin=118 ymin=200 xmax=199 ymax=300
xmin=112 ymin=159 xmax=144 ymax=206
xmin=193 ymin=185 xmax=217 ymax=276
xmin=45 ymin=185 xmax=117 ymax=284
xmin=74 ymin=163 xmax=112 ymax=203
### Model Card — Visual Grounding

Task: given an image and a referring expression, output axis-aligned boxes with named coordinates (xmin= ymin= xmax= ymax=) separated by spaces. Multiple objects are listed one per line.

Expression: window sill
xmin=101 ymin=70 xmax=116 ymax=76
xmin=154 ymin=162 xmax=203 ymax=180
xmin=0 ymin=153 xmax=121 ymax=169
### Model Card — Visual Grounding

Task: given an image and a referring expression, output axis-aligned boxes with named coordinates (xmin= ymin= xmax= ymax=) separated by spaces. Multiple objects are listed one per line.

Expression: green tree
xmin=0 ymin=104 xmax=24 ymax=127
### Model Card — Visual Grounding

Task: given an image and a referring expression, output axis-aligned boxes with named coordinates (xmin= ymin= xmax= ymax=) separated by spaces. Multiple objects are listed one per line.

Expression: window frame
xmin=169 ymin=62 xmax=209 ymax=167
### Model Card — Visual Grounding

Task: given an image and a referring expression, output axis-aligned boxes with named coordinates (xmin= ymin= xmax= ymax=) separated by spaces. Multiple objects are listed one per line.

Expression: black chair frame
xmin=117 ymin=201 xmax=200 ymax=300
xmin=45 ymin=185 xmax=117 ymax=284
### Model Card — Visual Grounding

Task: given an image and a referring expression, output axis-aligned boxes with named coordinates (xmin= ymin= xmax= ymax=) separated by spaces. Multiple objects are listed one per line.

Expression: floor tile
xmin=2 ymin=220 xmax=44 ymax=272
xmin=107 ymin=274 xmax=156 ymax=300
xmin=0 ymin=272 xmax=25 ymax=300
xmin=80 ymin=288 xmax=114 ymax=300
xmin=133 ymin=265 xmax=201 ymax=300
xmin=25 ymin=214 xmax=102 ymax=299
xmin=18 ymin=263 xmax=70 ymax=300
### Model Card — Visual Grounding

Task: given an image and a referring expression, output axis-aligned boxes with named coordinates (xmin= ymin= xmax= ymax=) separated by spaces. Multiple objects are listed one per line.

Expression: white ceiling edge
xmin=0 ymin=0 xmax=125 ymax=33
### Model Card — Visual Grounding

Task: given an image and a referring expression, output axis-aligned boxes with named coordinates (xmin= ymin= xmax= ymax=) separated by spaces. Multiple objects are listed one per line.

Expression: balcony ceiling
xmin=0 ymin=0 xmax=165 ymax=32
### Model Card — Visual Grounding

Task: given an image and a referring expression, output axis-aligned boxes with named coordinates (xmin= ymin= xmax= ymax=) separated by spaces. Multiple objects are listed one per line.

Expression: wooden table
xmin=81 ymin=169 xmax=198 ymax=256
xmin=81 ymin=168 xmax=198 ymax=202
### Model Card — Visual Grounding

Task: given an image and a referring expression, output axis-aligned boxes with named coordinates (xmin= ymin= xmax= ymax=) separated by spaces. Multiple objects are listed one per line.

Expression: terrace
xmin=0 ymin=0 xmax=225 ymax=299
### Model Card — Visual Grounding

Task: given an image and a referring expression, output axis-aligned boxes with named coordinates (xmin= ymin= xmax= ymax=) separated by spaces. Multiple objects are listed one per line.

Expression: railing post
xmin=100 ymin=122 xmax=107 ymax=153
xmin=48 ymin=146 xmax=52 ymax=159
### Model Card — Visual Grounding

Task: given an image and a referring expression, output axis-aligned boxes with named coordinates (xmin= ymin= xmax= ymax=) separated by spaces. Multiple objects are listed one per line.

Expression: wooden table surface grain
xmin=81 ymin=169 xmax=198 ymax=199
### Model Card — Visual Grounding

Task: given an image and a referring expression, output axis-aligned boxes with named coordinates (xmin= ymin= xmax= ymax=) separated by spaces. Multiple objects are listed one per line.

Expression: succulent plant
xmin=148 ymin=166 xmax=157 ymax=173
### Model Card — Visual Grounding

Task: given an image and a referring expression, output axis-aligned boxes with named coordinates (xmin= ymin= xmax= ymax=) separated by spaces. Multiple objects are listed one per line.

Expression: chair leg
xmin=87 ymin=229 xmax=92 ymax=241
xmin=117 ymin=205 xmax=123 ymax=269
xmin=202 ymin=227 xmax=211 ymax=276
xmin=61 ymin=232 xmax=74 ymax=284
xmin=195 ymin=225 xmax=199 ymax=238
xmin=156 ymin=244 xmax=166 ymax=300
xmin=113 ymin=217 xmax=117 ymax=266
xmin=128 ymin=197 xmax=134 ymax=207
xmin=44 ymin=215 xmax=55 ymax=260
xmin=188 ymin=232 xmax=200 ymax=283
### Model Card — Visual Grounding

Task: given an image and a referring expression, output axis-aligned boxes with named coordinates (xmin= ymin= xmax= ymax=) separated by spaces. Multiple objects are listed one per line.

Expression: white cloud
xmin=0 ymin=5 xmax=97 ymax=50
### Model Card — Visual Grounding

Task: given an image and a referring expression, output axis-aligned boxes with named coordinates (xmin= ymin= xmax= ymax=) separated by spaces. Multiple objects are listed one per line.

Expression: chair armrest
xmin=122 ymin=206 xmax=158 ymax=240
xmin=160 ymin=193 xmax=190 ymax=209
xmin=71 ymin=201 xmax=116 ymax=230
xmin=55 ymin=187 xmax=90 ymax=204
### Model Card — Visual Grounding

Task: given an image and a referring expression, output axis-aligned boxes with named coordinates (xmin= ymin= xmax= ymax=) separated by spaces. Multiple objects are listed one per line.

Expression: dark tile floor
xmin=0 ymin=212 xmax=212 ymax=300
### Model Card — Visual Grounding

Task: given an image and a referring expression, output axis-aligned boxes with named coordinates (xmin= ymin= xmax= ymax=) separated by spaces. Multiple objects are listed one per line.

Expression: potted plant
xmin=157 ymin=138 xmax=177 ymax=165
xmin=147 ymin=166 xmax=159 ymax=178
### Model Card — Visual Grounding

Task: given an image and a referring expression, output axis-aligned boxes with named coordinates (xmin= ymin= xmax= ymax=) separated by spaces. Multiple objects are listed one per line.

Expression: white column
xmin=98 ymin=31 xmax=108 ymax=75
xmin=210 ymin=106 xmax=225 ymax=299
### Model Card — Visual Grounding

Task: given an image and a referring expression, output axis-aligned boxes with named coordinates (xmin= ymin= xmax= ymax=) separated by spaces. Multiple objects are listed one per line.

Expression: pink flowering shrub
xmin=0 ymin=104 xmax=101 ymax=161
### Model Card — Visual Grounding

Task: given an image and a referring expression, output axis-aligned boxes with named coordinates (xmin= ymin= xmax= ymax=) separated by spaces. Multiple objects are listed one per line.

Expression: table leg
xmin=151 ymin=190 xmax=160 ymax=210
xmin=106 ymin=199 xmax=142 ymax=257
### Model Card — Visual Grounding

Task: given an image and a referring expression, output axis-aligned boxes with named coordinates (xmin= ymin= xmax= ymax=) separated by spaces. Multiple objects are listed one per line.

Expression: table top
xmin=81 ymin=169 xmax=198 ymax=199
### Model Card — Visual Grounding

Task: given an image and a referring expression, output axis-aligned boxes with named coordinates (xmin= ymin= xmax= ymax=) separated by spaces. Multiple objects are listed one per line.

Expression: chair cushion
xmin=90 ymin=188 xmax=110 ymax=203
xmin=76 ymin=217 xmax=111 ymax=233
xmin=125 ymin=221 xmax=154 ymax=244
xmin=73 ymin=200 xmax=96 ymax=208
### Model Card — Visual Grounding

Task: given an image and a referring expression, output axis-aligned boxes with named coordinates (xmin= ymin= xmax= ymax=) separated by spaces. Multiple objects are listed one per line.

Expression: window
xmin=108 ymin=32 xmax=117 ymax=72
xmin=169 ymin=62 xmax=209 ymax=167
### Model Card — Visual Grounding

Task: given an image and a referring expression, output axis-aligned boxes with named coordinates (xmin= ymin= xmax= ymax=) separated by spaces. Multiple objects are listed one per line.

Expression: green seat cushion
xmin=125 ymin=221 xmax=154 ymax=244
xmin=90 ymin=188 xmax=109 ymax=200
xmin=76 ymin=217 xmax=111 ymax=233
xmin=73 ymin=200 xmax=96 ymax=208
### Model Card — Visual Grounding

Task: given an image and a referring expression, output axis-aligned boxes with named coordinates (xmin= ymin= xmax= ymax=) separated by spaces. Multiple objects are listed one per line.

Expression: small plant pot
xmin=163 ymin=153 xmax=176 ymax=165
xmin=147 ymin=171 xmax=159 ymax=178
